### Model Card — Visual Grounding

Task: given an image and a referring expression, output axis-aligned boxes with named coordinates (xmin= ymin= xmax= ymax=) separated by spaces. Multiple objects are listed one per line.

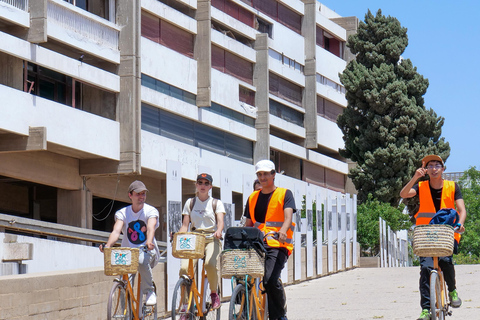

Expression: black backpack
xmin=224 ymin=227 xmax=266 ymax=257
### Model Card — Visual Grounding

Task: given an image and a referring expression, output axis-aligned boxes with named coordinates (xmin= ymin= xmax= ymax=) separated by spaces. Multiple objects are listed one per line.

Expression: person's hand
xmin=214 ymin=230 xmax=223 ymax=239
xmin=146 ymin=241 xmax=155 ymax=250
xmin=99 ymin=243 xmax=106 ymax=253
xmin=413 ymin=161 xmax=428 ymax=179
xmin=277 ymin=230 xmax=287 ymax=243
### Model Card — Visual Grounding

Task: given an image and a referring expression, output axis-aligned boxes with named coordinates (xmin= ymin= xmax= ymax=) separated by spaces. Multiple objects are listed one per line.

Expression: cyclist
xmin=100 ymin=180 xmax=160 ymax=306
xmin=243 ymin=160 xmax=296 ymax=320
xmin=178 ymin=173 xmax=226 ymax=310
xmin=400 ymin=154 xmax=466 ymax=320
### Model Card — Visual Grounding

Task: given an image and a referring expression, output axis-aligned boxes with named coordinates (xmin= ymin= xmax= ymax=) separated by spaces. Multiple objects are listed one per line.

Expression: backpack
xmin=224 ymin=227 xmax=266 ymax=257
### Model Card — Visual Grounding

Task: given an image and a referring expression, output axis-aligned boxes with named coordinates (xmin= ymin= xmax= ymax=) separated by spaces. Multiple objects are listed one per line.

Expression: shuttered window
xmin=239 ymin=86 xmax=255 ymax=106
xmin=212 ymin=45 xmax=253 ymax=84
xmin=303 ymin=161 xmax=325 ymax=187
xmin=141 ymin=11 xmax=194 ymax=58
xmin=269 ymin=73 xmax=302 ymax=106
xmin=317 ymin=96 xmax=344 ymax=122
xmin=212 ymin=0 xmax=255 ymax=27
xmin=326 ymin=168 xmax=345 ymax=192
xmin=251 ymin=0 xmax=301 ymax=34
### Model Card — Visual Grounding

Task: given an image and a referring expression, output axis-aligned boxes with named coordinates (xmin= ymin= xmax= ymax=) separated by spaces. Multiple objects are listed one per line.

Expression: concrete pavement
xmin=217 ymin=264 xmax=480 ymax=320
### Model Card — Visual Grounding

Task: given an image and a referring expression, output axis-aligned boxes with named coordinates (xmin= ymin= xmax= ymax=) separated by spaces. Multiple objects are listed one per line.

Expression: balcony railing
xmin=47 ymin=0 xmax=119 ymax=51
xmin=0 ymin=0 xmax=28 ymax=11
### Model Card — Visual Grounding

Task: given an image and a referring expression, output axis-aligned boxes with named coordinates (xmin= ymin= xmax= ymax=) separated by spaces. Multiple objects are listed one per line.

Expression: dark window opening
xmin=269 ymin=99 xmax=304 ymax=127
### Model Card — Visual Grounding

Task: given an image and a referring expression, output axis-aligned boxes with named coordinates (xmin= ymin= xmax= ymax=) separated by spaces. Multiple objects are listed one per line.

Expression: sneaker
xmin=449 ymin=289 xmax=462 ymax=308
xmin=417 ymin=309 xmax=430 ymax=320
xmin=145 ymin=290 xmax=157 ymax=306
xmin=210 ymin=292 xmax=221 ymax=309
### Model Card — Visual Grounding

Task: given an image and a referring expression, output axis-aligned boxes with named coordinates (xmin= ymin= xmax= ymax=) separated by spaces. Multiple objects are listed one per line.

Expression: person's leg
xmin=138 ymin=249 xmax=156 ymax=293
xmin=419 ymin=257 xmax=433 ymax=310
xmin=264 ymin=248 xmax=288 ymax=320
xmin=439 ymin=256 xmax=455 ymax=291
xmin=204 ymin=238 xmax=221 ymax=292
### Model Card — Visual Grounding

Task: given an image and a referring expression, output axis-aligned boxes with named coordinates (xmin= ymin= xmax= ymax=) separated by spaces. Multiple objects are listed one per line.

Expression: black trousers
xmin=264 ymin=247 xmax=288 ymax=320
xmin=419 ymin=256 xmax=456 ymax=309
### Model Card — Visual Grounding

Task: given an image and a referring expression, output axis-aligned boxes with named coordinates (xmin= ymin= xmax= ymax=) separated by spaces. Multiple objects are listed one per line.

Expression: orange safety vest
xmin=249 ymin=187 xmax=295 ymax=255
xmin=416 ymin=180 xmax=461 ymax=242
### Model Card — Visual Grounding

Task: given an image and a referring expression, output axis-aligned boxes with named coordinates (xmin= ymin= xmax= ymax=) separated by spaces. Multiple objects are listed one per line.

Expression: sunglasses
xmin=196 ymin=181 xmax=211 ymax=186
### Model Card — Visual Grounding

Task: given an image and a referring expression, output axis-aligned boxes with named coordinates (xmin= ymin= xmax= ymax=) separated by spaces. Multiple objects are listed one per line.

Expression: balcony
xmin=47 ymin=0 xmax=120 ymax=64
xmin=0 ymin=0 xmax=29 ymax=27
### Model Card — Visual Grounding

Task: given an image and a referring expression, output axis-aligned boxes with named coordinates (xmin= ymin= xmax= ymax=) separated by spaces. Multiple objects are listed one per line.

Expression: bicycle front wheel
xmin=172 ymin=277 xmax=193 ymax=320
xmin=229 ymin=283 xmax=253 ymax=320
xmin=430 ymin=271 xmax=446 ymax=320
xmin=107 ymin=281 xmax=132 ymax=320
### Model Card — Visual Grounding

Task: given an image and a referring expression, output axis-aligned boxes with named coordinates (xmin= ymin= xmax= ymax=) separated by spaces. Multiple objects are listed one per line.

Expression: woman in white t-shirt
xmin=178 ymin=173 xmax=225 ymax=310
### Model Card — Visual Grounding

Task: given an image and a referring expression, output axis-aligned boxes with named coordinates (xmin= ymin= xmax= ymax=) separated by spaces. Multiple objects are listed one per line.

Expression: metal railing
xmin=0 ymin=0 xmax=28 ymax=11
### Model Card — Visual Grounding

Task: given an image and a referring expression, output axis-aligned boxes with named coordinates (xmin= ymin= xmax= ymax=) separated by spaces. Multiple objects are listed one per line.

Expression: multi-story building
xmin=0 ymin=0 xmax=357 ymax=242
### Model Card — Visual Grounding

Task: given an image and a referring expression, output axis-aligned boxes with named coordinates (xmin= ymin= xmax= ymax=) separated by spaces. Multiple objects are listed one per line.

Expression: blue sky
xmin=318 ymin=1 xmax=480 ymax=172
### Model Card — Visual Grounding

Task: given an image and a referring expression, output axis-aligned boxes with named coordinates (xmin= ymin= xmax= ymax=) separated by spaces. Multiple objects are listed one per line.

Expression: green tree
xmin=338 ymin=10 xmax=450 ymax=206
xmin=357 ymin=194 xmax=411 ymax=256
xmin=457 ymin=167 xmax=480 ymax=258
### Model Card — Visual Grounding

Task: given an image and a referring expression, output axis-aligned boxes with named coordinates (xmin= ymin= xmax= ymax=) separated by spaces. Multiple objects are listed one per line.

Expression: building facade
xmin=0 ymin=0 xmax=357 ymax=242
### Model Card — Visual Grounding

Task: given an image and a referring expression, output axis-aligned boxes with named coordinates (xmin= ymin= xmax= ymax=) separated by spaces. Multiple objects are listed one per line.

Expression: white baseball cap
xmin=255 ymin=160 xmax=275 ymax=173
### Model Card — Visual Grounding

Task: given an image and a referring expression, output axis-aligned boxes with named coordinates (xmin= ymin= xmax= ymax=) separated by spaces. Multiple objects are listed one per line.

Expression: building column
xmin=303 ymin=0 xmax=318 ymax=149
xmin=27 ymin=0 xmax=47 ymax=43
xmin=253 ymin=33 xmax=270 ymax=163
xmin=57 ymin=189 xmax=92 ymax=229
xmin=117 ymin=0 xmax=141 ymax=174
xmin=196 ymin=0 xmax=212 ymax=108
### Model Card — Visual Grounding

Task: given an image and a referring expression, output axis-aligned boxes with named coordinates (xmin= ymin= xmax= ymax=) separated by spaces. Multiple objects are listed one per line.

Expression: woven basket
xmin=413 ymin=224 xmax=454 ymax=257
xmin=104 ymin=247 xmax=139 ymax=276
xmin=172 ymin=232 xmax=206 ymax=259
xmin=220 ymin=249 xmax=264 ymax=279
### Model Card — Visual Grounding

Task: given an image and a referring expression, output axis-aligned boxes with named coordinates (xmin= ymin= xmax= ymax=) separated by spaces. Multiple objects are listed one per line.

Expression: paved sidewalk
xmin=218 ymin=264 xmax=480 ymax=320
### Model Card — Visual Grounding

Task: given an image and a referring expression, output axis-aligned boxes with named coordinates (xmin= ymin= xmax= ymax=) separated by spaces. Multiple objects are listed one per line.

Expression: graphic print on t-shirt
xmin=127 ymin=220 xmax=147 ymax=244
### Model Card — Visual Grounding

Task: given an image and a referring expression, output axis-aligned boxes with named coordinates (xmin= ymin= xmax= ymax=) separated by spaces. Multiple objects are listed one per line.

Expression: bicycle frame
xmin=122 ymin=273 xmax=142 ymax=320
xmin=184 ymin=257 xmax=208 ymax=317
xmin=233 ymin=276 xmax=267 ymax=320
xmin=431 ymin=256 xmax=451 ymax=319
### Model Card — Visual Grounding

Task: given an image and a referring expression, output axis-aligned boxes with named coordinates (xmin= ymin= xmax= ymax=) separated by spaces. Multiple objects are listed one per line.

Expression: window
xmin=269 ymin=99 xmax=304 ymax=127
xmin=269 ymin=49 xmax=304 ymax=73
xmin=269 ymin=72 xmax=303 ymax=106
xmin=317 ymin=96 xmax=344 ymax=122
xmin=141 ymin=74 xmax=196 ymax=105
xmin=316 ymin=26 xmax=344 ymax=59
xmin=141 ymin=104 xmax=254 ymax=163
xmin=26 ymin=63 xmax=72 ymax=106
xmin=212 ymin=45 xmax=253 ymax=84
xmin=63 ymin=0 xmax=111 ymax=20
xmin=256 ymin=17 xmax=273 ymax=38
xmin=211 ymin=103 xmax=255 ymax=127
xmin=212 ymin=0 xmax=255 ymax=28
xmin=251 ymin=0 xmax=301 ymax=34
xmin=141 ymin=11 xmax=194 ymax=58
xmin=239 ymin=86 xmax=255 ymax=106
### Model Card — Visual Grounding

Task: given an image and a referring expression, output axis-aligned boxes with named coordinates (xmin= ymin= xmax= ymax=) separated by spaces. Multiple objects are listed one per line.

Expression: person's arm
xmin=455 ymin=198 xmax=467 ymax=233
xmin=178 ymin=214 xmax=190 ymax=233
xmin=278 ymin=207 xmax=293 ymax=243
xmin=146 ymin=217 xmax=157 ymax=250
xmin=100 ymin=219 xmax=124 ymax=252
xmin=214 ymin=211 xmax=224 ymax=239
xmin=400 ymin=162 xmax=427 ymax=199
xmin=245 ymin=218 xmax=254 ymax=227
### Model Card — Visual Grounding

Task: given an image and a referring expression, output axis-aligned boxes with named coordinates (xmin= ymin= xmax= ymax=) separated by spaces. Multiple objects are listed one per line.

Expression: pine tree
xmin=338 ymin=9 xmax=450 ymax=206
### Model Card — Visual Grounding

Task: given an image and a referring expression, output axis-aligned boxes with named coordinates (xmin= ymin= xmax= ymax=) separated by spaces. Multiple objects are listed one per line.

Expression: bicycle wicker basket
xmin=103 ymin=247 xmax=139 ymax=276
xmin=413 ymin=224 xmax=455 ymax=257
xmin=172 ymin=232 xmax=206 ymax=259
xmin=220 ymin=249 xmax=265 ymax=279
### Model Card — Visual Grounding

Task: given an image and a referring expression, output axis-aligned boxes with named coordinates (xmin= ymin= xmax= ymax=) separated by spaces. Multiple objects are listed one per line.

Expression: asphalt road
xmin=217 ymin=264 xmax=480 ymax=320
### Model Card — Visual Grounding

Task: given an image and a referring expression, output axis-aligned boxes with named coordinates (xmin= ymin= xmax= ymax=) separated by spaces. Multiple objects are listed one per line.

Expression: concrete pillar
xmin=302 ymin=0 xmax=317 ymax=149
xmin=330 ymin=16 xmax=359 ymax=63
xmin=117 ymin=0 xmax=141 ymax=174
xmin=253 ymin=33 xmax=270 ymax=162
xmin=57 ymin=189 xmax=92 ymax=229
xmin=196 ymin=0 xmax=212 ymax=108
xmin=27 ymin=0 xmax=47 ymax=43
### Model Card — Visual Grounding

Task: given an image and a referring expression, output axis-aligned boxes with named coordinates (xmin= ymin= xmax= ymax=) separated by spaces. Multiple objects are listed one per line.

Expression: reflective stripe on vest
xmin=415 ymin=180 xmax=460 ymax=242
xmin=249 ymin=187 xmax=295 ymax=255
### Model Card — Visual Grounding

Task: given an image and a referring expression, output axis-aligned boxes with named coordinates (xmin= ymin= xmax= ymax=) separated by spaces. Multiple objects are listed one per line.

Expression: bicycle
xmin=224 ymin=231 xmax=286 ymax=320
xmin=103 ymin=245 xmax=157 ymax=320
xmin=413 ymin=224 xmax=462 ymax=320
xmin=171 ymin=232 xmax=221 ymax=320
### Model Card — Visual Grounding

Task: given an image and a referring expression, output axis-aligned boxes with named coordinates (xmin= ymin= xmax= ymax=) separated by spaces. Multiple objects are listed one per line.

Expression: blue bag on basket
xmin=429 ymin=208 xmax=459 ymax=227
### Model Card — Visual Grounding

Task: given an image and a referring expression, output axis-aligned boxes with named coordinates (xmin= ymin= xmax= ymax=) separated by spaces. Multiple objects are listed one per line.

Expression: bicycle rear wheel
xmin=201 ymin=278 xmax=220 ymax=320
xmin=107 ymin=281 xmax=132 ymax=320
xmin=430 ymin=271 xmax=446 ymax=320
xmin=229 ymin=283 xmax=253 ymax=320
xmin=172 ymin=277 xmax=193 ymax=320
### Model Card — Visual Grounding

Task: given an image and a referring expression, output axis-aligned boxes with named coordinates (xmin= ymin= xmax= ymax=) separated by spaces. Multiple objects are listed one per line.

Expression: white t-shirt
xmin=182 ymin=197 xmax=226 ymax=233
xmin=115 ymin=203 xmax=160 ymax=260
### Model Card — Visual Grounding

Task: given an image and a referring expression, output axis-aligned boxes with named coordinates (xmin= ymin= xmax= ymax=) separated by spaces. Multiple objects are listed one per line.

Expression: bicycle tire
xmin=107 ymin=281 xmax=132 ymax=320
xmin=172 ymin=277 xmax=193 ymax=320
xmin=430 ymin=271 xmax=446 ymax=320
xmin=229 ymin=283 xmax=251 ymax=320
xmin=143 ymin=282 xmax=158 ymax=320
xmin=201 ymin=277 xmax=221 ymax=320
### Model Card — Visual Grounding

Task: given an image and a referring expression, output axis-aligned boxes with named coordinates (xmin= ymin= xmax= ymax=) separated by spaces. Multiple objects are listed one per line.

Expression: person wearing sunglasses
xmin=178 ymin=173 xmax=226 ymax=310
xmin=400 ymin=155 xmax=466 ymax=320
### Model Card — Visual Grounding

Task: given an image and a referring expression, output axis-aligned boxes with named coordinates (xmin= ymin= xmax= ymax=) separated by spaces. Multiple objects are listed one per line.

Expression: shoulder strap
xmin=189 ymin=197 xmax=196 ymax=213
xmin=213 ymin=198 xmax=218 ymax=213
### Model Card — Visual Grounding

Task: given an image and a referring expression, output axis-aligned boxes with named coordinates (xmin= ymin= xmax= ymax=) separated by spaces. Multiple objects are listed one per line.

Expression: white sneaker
xmin=145 ymin=290 xmax=157 ymax=306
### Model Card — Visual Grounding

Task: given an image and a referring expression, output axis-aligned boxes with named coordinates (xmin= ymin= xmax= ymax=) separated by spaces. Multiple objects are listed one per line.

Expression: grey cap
xmin=128 ymin=180 xmax=148 ymax=193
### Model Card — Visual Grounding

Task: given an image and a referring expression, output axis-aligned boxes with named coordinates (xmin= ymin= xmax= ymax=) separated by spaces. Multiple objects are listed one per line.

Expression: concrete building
xmin=0 ymin=0 xmax=358 ymax=271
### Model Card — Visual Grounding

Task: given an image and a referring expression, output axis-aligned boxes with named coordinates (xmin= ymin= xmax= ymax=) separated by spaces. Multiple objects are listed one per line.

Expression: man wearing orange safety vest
xmin=400 ymin=155 xmax=466 ymax=320
xmin=244 ymin=159 xmax=296 ymax=320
